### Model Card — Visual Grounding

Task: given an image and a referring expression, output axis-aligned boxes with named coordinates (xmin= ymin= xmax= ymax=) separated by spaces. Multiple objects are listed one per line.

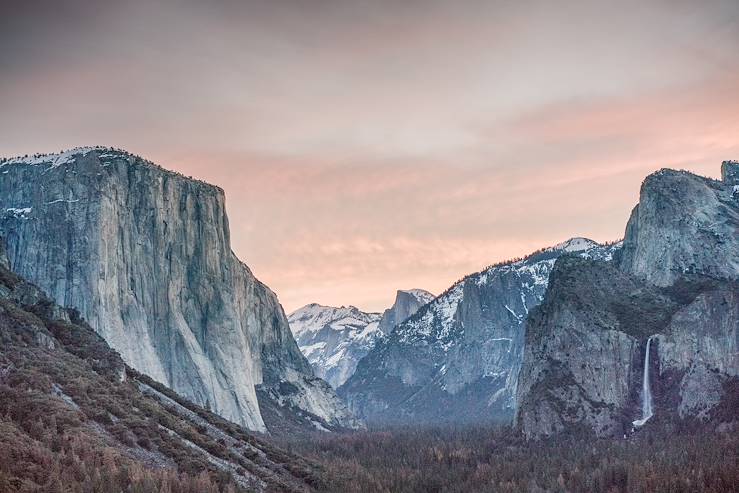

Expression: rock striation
xmin=340 ymin=238 xmax=619 ymax=425
xmin=0 ymin=147 xmax=357 ymax=433
xmin=516 ymin=163 xmax=739 ymax=439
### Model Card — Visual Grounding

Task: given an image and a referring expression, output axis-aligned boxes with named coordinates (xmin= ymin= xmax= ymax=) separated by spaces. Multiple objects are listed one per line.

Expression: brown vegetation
xmin=280 ymin=424 xmax=739 ymax=493
xmin=0 ymin=258 xmax=322 ymax=492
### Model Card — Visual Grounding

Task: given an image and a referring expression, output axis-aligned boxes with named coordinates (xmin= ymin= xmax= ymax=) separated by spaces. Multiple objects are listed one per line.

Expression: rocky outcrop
xmin=378 ymin=289 xmax=435 ymax=334
xmin=618 ymin=168 xmax=739 ymax=286
xmin=722 ymin=160 xmax=739 ymax=185
xmin=516 ymin=163 xmax=739 ymax=439
xmin=340 ymin=238 xmax=619 ymax=425
xmin=655 ymin=285 xmax=739 ymax=419
xmin=0 ymin=147 xmax=356 ymax=433
xmin=288 ymin=289 xmax=433 ymax=389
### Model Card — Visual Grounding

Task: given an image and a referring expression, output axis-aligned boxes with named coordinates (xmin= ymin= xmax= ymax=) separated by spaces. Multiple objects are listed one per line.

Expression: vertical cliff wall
xmin=0 ymin=147 xmax=356 ymax=432
xmin=619 ymin=168 xmax=739 ymax=285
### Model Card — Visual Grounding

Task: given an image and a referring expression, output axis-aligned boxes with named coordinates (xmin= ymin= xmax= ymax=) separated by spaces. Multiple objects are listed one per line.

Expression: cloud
xmin=1 ymin=0 xmax=738 ymax=311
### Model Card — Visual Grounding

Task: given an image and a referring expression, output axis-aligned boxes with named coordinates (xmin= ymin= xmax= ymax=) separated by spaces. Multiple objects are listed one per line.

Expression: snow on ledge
xmin=3 ymin=207 xmax=32 ymax=219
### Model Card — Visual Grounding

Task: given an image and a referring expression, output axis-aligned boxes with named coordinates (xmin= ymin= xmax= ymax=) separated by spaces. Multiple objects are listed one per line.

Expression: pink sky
xmin=2 ymin=0 xmax=738 ymax=311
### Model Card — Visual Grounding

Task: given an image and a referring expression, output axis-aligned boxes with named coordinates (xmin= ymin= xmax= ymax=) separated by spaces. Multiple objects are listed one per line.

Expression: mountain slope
xmin=289 ymin=305 xmax=381 ymax=389
xmin=339 ymin=238 xmax=619 ymax=425
xmin=0 ymin=238 xmax=323 ymax=492
xmin=0 ymin=147 xmax=357 ymax=433
xmin=288 ymin=290 xmax=433 ymax=388
xmin=515 ymin=162 xmax=739 ymax=439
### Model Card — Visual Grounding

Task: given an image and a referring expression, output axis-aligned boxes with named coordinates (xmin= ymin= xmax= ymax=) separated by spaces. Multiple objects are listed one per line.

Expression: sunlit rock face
xmin=0 ymin=147 xmax=357 ymax=432
xmin=516 ymin=164 xmax=739 ymax=440
xmin=340 ymin=238 xmax=619 ymax=426
xmin=289 ymin=289 xmax=433 ymax=389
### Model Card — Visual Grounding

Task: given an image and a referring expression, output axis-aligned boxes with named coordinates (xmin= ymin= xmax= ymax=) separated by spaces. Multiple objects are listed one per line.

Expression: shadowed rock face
xmin=516 ymin=164 xmax=739 ymax=440
xmin=0 ymin=147 xmax=357 ymax=432
xmin=340 ymin=238 xmax=619 ymax=426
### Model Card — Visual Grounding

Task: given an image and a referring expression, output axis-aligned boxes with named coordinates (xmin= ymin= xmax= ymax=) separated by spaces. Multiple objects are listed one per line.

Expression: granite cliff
xmin=0 ymin=147 xmax=357 ymax=433
xmin=516 ymin=162 xmax=739 ymax=439
xmin=0 ymin=236 xmax=323 ymax=491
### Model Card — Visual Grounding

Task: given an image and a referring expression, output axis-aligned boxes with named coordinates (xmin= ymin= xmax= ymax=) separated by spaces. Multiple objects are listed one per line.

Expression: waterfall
xmin=632 ymin=335 xmax=656 ymax=427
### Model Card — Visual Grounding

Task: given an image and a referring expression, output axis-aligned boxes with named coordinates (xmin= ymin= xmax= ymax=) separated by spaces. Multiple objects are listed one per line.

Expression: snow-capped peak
xmin=398 ymin=289 xmax=435 ymax=305
xmin=551 ymin=237 xmax=599 ymax=253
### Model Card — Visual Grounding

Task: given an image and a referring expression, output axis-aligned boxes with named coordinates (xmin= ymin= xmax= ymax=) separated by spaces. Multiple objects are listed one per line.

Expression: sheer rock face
xmin=340 ymin=238 xmax=618 ymax=426
xmin=0 ymin=245 xmax=325 ymax=491
xmin=656 ymin=287 xmax=739 ymax=419
xmin=515 ymin=258 xmax=675 ymax=439
xmin=378 ymin=289 xmax=435 ymax=335
xmin=0 ymin=147 xmax=356 ymax=432
xmin=516 ymin=164 xmax=739 ymax=440
xmin=619 ymin=168 xmax=739 ymax=286
xmin=288 ymin=289 xmax=433 ymax=389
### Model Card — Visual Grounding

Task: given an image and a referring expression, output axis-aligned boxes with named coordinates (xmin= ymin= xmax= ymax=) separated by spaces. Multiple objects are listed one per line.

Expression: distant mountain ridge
xmin=339 ymin=237 xmax=620 ymax=425
xmin=289 ymin=289 xmax=434 ymax=388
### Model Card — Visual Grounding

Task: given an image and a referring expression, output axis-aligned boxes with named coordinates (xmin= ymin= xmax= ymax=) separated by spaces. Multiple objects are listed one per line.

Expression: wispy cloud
xmin=1 ymin=0 xmax=738 ymax=310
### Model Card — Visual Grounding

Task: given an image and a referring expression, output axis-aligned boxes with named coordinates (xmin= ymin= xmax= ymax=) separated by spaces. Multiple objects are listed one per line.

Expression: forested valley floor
xmin=278 ymin=423 xmax=739 ymax=493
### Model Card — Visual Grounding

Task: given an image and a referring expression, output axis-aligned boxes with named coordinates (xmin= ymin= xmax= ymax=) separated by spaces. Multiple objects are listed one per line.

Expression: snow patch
xmin=1 ymin=147 xmax=100 ymax=170
xmin=3 ymin=207 xmax=32 ymax=219
xmin=45 ymin=198 xmax=80 ymax=205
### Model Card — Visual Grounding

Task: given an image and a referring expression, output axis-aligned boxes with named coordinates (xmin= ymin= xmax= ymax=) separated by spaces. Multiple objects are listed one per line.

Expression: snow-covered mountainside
xmin=0 ymin=147 xmax=359 ymax=433
xmin=339 ymin=238 xmax=620 ymax=425
xmin=290 ymin=305 xmax=382 ymax=389
xmin=289 ymin=289 xmax=433 ymax=388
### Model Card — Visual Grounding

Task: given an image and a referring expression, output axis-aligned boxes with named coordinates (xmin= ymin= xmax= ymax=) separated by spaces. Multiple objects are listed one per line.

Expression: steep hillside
xmin=340 ymin=238 xmax=619 ymax=425
xmin=0 ymin=238 xmax=323 ymax=492
xmin=0 ymin=147 xmax=357 ymax=433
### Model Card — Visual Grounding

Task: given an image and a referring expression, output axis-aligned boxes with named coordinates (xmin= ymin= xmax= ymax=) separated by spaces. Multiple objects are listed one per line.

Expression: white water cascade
xmin=633 ymin=335 xmax=656 ymax=427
